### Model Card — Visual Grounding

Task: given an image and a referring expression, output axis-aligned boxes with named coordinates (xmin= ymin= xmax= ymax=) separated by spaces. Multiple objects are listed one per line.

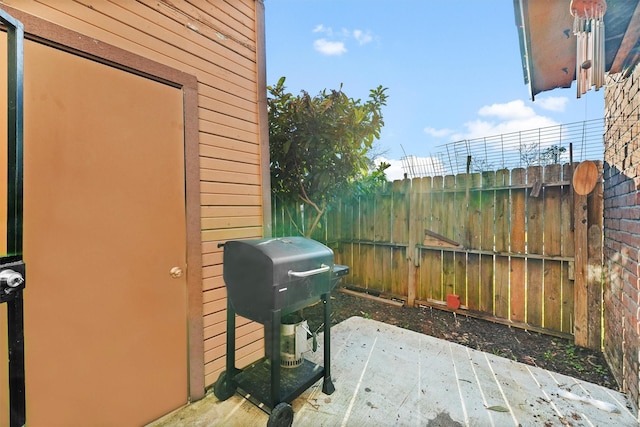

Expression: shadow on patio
xmin=150 ymin=317 xmax=637 ymax=426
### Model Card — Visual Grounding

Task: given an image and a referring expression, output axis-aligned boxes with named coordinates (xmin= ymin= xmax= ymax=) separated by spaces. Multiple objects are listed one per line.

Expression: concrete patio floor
xmin=149 ymin=317 xmax=638 ymax=426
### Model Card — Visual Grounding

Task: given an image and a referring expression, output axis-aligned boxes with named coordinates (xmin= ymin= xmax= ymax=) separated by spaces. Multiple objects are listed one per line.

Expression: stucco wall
xmin=603 ymin=67 xmax=640 ymax=414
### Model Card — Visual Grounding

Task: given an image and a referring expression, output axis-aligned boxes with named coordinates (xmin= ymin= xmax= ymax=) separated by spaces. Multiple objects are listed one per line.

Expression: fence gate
xmin=0 ymin=9 xmax=26 ymax=427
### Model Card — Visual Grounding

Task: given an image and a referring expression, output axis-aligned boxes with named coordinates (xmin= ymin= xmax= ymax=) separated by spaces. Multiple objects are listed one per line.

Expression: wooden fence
xmin=273 ymin=163 xmax=603 ymax=349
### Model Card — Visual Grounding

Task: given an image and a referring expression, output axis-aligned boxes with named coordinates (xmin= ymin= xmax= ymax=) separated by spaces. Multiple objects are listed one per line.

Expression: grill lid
xmin=223 ymin=237 xmax=337 ymax=322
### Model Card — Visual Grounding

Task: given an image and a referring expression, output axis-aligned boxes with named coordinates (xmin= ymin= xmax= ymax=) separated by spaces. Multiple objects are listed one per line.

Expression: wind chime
xmin=570 ymin=0 xmax=607 ymax=97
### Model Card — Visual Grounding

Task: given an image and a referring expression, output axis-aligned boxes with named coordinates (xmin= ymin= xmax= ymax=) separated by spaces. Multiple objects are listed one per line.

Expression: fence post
xmin=574 ymin=160 xmax=604 ymax=350
xmin=574 ymin=190 xmax=589 ymax=347
xmin=407 ymin=177 xmax=418 ymax=306
xmin=586 ymin=160 xmax=604 ymax=349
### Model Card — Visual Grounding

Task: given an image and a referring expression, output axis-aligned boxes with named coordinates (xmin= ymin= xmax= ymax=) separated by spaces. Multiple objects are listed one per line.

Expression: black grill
xmin=213 ymin=237 xmax=349 ymax=427
xmin=223 ymin=237 xmax=347 ymax=322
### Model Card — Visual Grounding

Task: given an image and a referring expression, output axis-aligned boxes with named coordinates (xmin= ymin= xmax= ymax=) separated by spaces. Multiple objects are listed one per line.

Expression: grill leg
xmin=270 ymin=308 xmax=282 ymax=407
xmin=226 ymin=299 xmax=237 ymax=376
xmin=321 ymin=292 xmax=335 ymax=395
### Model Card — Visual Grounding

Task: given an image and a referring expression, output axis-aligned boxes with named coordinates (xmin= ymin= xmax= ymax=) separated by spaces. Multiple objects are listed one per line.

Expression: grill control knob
xmin=170 ymin=267 xmax=183 ymax=279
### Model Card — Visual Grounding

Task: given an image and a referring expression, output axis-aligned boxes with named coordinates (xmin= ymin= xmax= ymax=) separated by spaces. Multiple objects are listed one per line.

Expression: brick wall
xmin=603 ymin=66 xmax=640 ymax=414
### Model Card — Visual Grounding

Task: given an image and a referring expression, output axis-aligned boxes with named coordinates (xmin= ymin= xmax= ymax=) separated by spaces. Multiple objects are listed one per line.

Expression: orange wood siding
xmin=4 ymin=0 xmax=267 ymax=388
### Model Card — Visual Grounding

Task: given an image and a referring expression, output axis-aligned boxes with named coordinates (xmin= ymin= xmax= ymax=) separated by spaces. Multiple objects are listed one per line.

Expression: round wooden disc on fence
xmin=573 ymin=160 xmax=598 ymax=195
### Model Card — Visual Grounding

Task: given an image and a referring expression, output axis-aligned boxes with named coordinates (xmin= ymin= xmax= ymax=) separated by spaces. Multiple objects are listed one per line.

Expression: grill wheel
xmin=213 ymin=371 xmax=235 ymax=401
xmin=267 ymin=402 xmax=293 ymax=427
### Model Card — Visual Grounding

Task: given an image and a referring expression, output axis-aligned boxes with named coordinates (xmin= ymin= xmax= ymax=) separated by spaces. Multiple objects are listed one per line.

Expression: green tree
xmin=268 ymin=77 xmax=388 ymax=237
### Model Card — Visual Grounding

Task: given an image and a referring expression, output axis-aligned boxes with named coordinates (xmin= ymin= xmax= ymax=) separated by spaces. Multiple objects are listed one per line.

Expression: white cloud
xmin=313 ymin=39 xmax=347 ymax=56
xmin=312 ymin=25 xmax=374 ymax=55
xmin=451 ymin=99 xmax=559 ymax=141
xmin=535 ymin=96 xmax=569 ymax=112
xmin=424 ymin=126 xmax=454 ymax=138
xmin=313 ymin=24 xmax=331 ymax=35
xmin=353 ymin=29 xmax=373 ymax=45
xmin=478 ymin=99 xmax=535 ymax=120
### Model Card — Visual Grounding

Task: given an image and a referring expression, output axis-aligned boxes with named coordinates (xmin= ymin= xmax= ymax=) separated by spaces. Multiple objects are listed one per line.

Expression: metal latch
xmin=0 ymin=256 xmax=25 ymax=304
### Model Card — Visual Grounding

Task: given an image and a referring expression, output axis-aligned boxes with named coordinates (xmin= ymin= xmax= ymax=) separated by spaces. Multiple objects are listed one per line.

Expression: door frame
xmin=0 ymin=5 xmax=204 ymax=401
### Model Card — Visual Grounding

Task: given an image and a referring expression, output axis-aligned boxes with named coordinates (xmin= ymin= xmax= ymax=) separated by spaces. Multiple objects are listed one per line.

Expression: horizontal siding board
xmin=203 ymin=314 xmax=254 ymax=341
xmin=202 ymin=240 xmax=223 ymax=254
xmin=205 ymin=339 xmax=264 ymax=375
xmin=199 ymin=119 xmax=259 ymax=142
xmin=204 ymin=332 xmax=225 ymax=355
xmin=202 ymin=216 xmax=262 ymax=230
xmin=200 ymin=169 xmax=261 ymax=185
xmin=200 ymin=133 xmax=258 ymax=154
xmin=213 ymin=0 xmax=256 ymax=39
xmin=200 ymin=143 xmax=258 ymax=162
xmin=203 ymin=276 xmax=224 ymax=292
xmin=201 ymin=182 xmax=261 ymax=196
xmin=232 ymin=0 xmax=256 ymax=18
xmin=201 ymin=227 xmax=262 ymax=241
xmin=198 ymin=88 xmax=256 ymax=121
xmin=202 ymin=251 xmax=223 ymax=266
xmin=203 ymin=298 xmax=225 ymax=315
xmin=204 ymin=322 xmax=260 ymax=353
xmin=204 ymin=324 xmax=262 ymax=355
xmin=200 ymin=145 xmax=259 ymax=165
xmin=202 ymin=264 xmax=222 ymax=279
xmin=197 ymin=80 xmax=257 ymax=107
xmin=199 ymin=108 xmax=258 ymax=135
xmin=204 ymin=329 xmax=263 ymax=363
xmin=204 ymin=310 xmax=226 ymax=328
xmin=203 ymin=287 xmax=225 ymax=303
xmin=202 ymin=206 xmax=262 ymax=218
xmin=205 ymin=346 xmax=264 ymax=385
xmin=200 ymin=157 xmax=260 ymax=174
xmin=201 ymin=194 xmax=262 ymax=206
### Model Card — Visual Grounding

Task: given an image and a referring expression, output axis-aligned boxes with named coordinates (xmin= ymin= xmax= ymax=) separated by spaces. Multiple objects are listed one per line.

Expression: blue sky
xmin=264 ymin=1 xmax=605 ymax=180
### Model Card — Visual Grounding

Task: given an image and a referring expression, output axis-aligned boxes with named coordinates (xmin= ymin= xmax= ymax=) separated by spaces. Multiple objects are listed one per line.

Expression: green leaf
xmin=268 ymin=78 xmax=388 ymax=235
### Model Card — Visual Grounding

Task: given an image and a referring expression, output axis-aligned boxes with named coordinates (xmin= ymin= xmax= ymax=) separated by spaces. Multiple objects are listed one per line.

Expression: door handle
xmin=170 ymin=266 xmax=183 ymax=279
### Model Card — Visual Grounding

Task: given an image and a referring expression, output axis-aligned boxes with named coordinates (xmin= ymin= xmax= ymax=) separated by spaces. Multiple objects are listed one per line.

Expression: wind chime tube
xmin=596 ymin=19 xmax=605 ymax=89
xmin=592 ymin=18 xmax=597 ymax=90
xmin=576 ymin=17 xmax=582 ymax=98
xmin=571 ymin=0 xmax=607 ymax=96
xmin=586 ymin=22 xmax=592 ymax=90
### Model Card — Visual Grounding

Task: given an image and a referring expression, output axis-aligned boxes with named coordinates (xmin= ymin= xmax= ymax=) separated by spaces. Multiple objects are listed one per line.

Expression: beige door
xmin=1 ymin=38 xmax=188 ymax=426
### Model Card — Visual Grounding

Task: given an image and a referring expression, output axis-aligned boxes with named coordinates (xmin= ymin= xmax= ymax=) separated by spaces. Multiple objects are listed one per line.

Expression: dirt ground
xmin=301 ymin=288 xmax=618 ymax=390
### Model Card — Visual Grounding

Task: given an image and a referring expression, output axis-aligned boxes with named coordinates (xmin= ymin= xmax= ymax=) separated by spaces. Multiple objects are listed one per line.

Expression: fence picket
xmin=415 ymin=177 xmax=431 ymax=301
xmin=527 ymin=166 xmax=544 ymax=325
xmin=466 ymin=173 xmax=482 ymax=309
xmin=510 ymin=168 xmax=526 ymax=322
xmin=495 ymin=169 xmax=510 ymax=319
xmin=442 ymin=176 xmax=457 ymax=300
xmin=480 ymin=171 xmax=496 ymax=314
xmin=392 ymin=181 xmax=409 ymax=296
xmin=431 ymin=176 xmax=444 ymax=235
xmin=543 ymin=164 xmax=562 ymax=330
